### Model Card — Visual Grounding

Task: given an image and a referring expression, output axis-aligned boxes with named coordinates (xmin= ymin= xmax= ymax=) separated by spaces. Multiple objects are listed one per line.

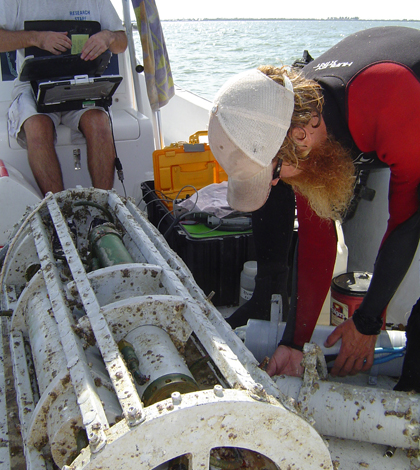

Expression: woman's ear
xmin=290 ymin=116 xmax=327 ymax=149
xmin=290 ymin=126 xmax=308 ymax=145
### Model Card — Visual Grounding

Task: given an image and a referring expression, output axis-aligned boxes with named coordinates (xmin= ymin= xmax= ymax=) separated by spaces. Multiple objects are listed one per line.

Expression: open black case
xmin=19 ymin=20 xmax=122 ymax=112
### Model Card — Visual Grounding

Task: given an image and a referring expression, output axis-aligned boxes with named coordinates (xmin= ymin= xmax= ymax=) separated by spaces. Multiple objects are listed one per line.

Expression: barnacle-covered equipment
xmin=0 ymin=188 xmax=332 ymax=469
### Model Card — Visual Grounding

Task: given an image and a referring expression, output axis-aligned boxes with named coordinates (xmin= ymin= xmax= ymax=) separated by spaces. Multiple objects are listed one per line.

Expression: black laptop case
xmin=19 ymin=20 xmax=122 ymax=112
xmin=36 ymin=75 xmax=122 ymax=113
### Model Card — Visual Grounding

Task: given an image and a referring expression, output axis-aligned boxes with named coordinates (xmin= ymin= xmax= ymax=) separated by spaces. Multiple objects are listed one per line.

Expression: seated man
xmin=0 ymin=1 xmax=128 ymax=195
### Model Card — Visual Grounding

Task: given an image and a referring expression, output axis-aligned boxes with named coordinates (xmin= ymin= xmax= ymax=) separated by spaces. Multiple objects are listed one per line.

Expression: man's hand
xmin=36 ymin=31 xmax=72 ymax=55
xmin=81 ymin=30 xmax=127 ymax=60
xmin=325 ymin=317 xmax=377 ymax=377
xmin=266 ymin=345 xmax=304 ymax=377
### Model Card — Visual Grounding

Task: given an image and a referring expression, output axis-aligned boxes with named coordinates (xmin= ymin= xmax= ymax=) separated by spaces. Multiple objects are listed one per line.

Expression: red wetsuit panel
xmin=348 ymin=63 xmax=420 ymax=240
xmin=293 ymin=193 xmax=337 ymax=347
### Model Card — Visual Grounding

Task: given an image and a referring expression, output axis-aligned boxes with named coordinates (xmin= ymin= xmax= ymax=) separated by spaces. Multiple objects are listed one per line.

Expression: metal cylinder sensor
xmin=89 ymin=222 xmax=134 ymax=267
xmin=124 ymin=325 xmax=199 ymax=406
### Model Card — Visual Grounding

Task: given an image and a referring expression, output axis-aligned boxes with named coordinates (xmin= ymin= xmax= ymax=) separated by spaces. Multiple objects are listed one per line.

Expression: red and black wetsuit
xmin=278 ymin=26 xmax=420 ymax=348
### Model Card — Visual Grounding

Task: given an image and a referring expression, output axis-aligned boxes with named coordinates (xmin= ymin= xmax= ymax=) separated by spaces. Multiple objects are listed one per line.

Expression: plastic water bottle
xmin=239 ymin=261 xmax=257 ymax=305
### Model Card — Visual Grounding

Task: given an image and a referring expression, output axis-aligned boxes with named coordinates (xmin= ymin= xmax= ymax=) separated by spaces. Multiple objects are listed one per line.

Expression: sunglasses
xmin=272 ymin=159 xmax=283 ymax=180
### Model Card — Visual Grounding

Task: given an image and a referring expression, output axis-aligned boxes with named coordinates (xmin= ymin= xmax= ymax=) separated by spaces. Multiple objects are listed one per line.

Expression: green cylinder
xmin=89 ymin=223 xmax=134 ymax=268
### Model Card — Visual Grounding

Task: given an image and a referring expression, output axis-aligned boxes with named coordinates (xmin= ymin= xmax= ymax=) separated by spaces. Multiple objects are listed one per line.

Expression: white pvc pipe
xmin=243 ymin=320 xmax=416 ymax=449
xmin=244 ymin=320 xmax=406 ymax=376
xmin=274 ymin=374 xmax=419 ymax=449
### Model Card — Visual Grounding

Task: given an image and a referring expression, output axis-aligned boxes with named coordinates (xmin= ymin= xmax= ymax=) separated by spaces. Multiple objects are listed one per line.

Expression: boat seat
xmin=6 ymin=107 xmax=141 ymax=150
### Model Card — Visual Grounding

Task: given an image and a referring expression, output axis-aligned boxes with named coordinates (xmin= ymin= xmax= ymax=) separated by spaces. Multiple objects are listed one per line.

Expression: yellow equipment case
xmin=152 ymin=131 xmax=227 ymax=210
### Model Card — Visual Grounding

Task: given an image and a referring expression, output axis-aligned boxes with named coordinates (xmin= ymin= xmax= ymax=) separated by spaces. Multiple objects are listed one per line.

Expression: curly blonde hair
xmin=258 ymin=64 xmax=324 ymax=166
xmin=258 ymin=65 xmax=356 ymax=221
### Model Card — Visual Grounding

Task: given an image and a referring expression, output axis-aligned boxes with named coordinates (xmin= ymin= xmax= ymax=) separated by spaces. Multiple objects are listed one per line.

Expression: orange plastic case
xmin=152 ymin=131 xmax=227 ymax=209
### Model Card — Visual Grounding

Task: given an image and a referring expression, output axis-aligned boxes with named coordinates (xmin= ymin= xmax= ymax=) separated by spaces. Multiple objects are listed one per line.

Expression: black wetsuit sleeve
xmin=352 ymin=208 xmax=420 ymax=335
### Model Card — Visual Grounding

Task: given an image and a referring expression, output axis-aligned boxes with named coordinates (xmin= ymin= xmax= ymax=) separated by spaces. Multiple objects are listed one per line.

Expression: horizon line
xmin=159 ymin=17 xmax=420 ymax=22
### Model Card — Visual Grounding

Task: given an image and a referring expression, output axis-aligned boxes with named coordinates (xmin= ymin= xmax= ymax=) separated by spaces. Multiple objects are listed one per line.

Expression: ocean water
xmin=134 ymin=20 xmax=420 ymax=101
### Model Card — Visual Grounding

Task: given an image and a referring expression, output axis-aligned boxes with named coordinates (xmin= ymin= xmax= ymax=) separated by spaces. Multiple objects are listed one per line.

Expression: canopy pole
xmin=122 ymin=0 xmax=143 ymax=112
xmin=151 ymin=110 xmax=164 ymax=150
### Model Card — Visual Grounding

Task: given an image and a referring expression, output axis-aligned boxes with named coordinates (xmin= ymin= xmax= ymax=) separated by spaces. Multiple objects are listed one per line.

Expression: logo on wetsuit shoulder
xmin=353 ymin=152 xmax=376 ymax=165
xmin=313 ymin=60 xmax=354 ymax=71
xmin=352 ymin=152 xmax=387 ymax=168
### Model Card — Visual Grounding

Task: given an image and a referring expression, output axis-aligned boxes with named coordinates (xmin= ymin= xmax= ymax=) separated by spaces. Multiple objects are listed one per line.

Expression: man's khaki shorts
xmin=8 ymin=81 xmax=106 ymax=149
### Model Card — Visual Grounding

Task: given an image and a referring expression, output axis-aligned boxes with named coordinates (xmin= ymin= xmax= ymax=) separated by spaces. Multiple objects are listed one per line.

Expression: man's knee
xmin=23 ymin=114 xmax=55 ymax=147
xmin=79 ymin=109 xmax=110 ymax=135
xmin=24 ymin=113 xmax=54 ymax=133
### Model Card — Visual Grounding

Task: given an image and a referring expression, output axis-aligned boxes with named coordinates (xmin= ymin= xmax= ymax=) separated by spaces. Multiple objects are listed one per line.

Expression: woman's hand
xmin=266 ymin=345 xmax=304 ymax=377
xmin=325 ymin=318 xmax=377 ymax=376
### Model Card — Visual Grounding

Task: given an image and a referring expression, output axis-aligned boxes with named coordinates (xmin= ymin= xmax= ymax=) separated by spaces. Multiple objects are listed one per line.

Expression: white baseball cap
xmin=208 ymin=69 xmax=294 ymax=211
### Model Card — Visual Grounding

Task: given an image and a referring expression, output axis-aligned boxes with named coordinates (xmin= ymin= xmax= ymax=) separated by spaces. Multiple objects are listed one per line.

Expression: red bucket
xmin=330 ymin=272 xmax=372 ymax=326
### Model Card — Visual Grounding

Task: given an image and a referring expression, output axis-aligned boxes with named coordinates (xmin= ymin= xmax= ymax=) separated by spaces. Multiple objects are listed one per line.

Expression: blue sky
xmin=112 ymin=0 xmax=418 ymax=21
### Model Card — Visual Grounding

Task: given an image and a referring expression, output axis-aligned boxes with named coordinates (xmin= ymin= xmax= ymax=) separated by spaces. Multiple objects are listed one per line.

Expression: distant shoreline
xmin=159 ymin=17 xmax=419 ymax=23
